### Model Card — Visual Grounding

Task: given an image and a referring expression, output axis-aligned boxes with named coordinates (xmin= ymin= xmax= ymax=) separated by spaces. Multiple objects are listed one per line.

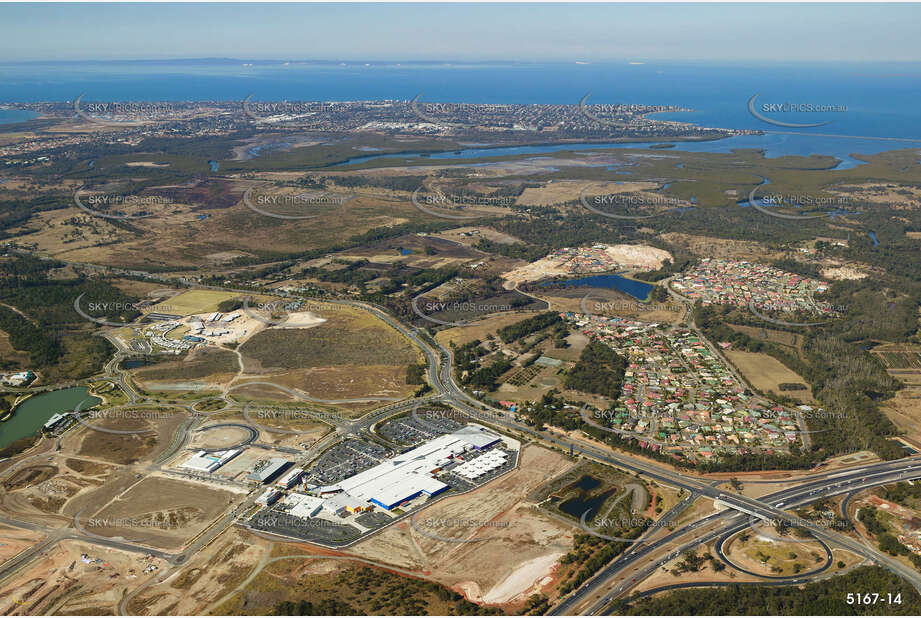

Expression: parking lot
xmin=247 ymin=509 xmax=362 ymax=546
xmin=437 ymin=447 xmax=519 ymax=493
xmin=377 ymin=410 xmax=464 ymax=446
xmin=305 ymin=438 xmax=394 ymax=485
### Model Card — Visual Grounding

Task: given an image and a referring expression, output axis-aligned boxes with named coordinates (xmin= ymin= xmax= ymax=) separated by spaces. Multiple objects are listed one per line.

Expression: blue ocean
xmin=1 ymin=60 xmax=920 ymax=159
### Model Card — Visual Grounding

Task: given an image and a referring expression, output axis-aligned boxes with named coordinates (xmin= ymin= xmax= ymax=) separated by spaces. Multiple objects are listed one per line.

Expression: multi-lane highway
xmin=3 ymin=275 xmax=921 ymax=614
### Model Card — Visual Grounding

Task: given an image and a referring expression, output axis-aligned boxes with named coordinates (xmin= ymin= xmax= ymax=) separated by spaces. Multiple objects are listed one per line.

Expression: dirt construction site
xmin=348 ymin=443 xmax=580 ymax=608
xmin=501 ymin=243 xmax=673 ymax=286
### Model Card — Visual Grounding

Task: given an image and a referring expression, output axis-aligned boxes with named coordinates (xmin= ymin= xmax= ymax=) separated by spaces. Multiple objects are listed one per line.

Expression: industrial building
xmin=256 ymin=489 xmax=281 ymax=506
xmin=248 ymin=458 xmax=291 ymax=483
xmin=319 ymin=426 xmax=504 ymax=511
xmin=42 ymin=412 xmax=72 ymax=433
xmin=276 ymin=467 xmax=304 ymax=489
xmin=281 ymin=493 xmax=325 ymax=518
xmin=179 ymin=449 xmax=241 ymax=473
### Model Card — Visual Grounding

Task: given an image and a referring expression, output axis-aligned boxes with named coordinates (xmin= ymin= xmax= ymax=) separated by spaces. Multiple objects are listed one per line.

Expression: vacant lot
xmin=86 ymin=476 xmax=238 ymax=551
xmin=724 ymin=529 xmax=831 ymax=577
xmin=729 ymin=324 xmax=803 ymax=352
xmin=133 ymin=347 xmax=239 ymax=386
xmin=240 ymin=305 xmax=419 ymax=370
xmin=882 ymin=389 xmax=921 ymax=447
xmin=724 ymin=350 xmax=814 ymax=403
xmin=76 ymin=408 xmax=188 ymax=465
xmin=161 ymin=289 xmax=240 ymax=315
xmin=434 ymin=312 xmax=538 ymax=348
xmin=254 ymin=365 xmax=416 ymax=405
xmin=0 ymin=539 xmax=166 ymax=616
xmin=128 ymin=529 xmax=270 ymax=615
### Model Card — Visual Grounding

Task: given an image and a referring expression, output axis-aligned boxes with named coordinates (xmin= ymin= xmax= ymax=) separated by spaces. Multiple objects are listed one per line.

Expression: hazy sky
xmin=2 ymin=3 xmax=920 ymax=63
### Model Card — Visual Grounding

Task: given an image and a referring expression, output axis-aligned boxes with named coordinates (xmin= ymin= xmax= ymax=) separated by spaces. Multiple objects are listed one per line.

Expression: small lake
xmin=0 ymin=386 xmax=101 ymax=449
xmin=544 ymin=273 xmax=654 ymax=301
xmin=558 ymin=475 xmax=618 ymax=520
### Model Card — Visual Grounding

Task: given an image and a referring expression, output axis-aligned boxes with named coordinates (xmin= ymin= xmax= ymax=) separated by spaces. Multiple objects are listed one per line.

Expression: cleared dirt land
xmin=82 ymin=476 xmax=239 ymax=551
xmin=0 ymin=523 xmax=45 ymax=564
xmin=349 ymin=444 xmax=578 ymax=609
xmin=128 ymin=529 xmax=271 ymax=616
xmin=502 ymin=244 xmax=672 ymax=286
xmin=0 ymin=539 xmax=167 ymax=616
xmin=74 ymin=408 xmax=190 ymax=465
xmin=724 ymin=349 xmax=815 ymax=403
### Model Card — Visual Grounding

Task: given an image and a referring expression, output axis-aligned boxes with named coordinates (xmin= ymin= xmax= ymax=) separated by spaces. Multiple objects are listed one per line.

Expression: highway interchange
xmin=2 ymin=277 xmax=921 ymax=615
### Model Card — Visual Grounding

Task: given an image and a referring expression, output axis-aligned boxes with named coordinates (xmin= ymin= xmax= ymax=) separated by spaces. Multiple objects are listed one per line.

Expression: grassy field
xmin=728 ymin=532 xmax=831 ymax=577
xmin=729 ymin=324 xmax=803 ymax=353
xmin=133 ymin=347 xmax=239 ymax=383
xmin=724 ymin=349 xmax=814 ymax=403
xmin=0 ymin=329 xmax=29 ymax=367
xmin=882 ymin=390 xmax=921 ymax=446
xmin=240 ymin=305 xmax=419 ymax=370
xmin=434 ymin=313 xmax=537 ymax=348
xmin=162 ymin=290 xmax=240 ymax=315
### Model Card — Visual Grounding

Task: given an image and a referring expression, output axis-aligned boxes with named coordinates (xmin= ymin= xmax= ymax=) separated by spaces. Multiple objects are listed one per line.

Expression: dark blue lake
xmin=545 ymin=273 xmax=654 ymax=301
